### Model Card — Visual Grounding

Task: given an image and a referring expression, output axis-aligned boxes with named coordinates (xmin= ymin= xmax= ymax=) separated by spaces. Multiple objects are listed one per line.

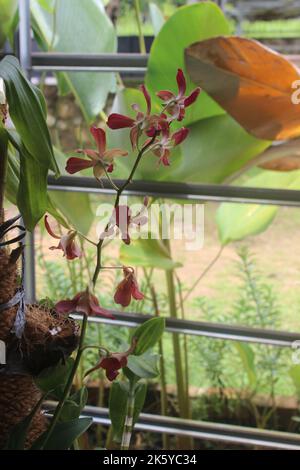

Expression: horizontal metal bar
xmin=30 ymin=52 xmax=300 ymax=73
xmin=44 ymin=402 xmax=300 ymax=450
xmin=48 ymin=175 xmax=300 ymax=206
xmin=72 ymin=311 xmax=300 ymax=347
xmin=31 ymin=52 xmax=148 ymax=72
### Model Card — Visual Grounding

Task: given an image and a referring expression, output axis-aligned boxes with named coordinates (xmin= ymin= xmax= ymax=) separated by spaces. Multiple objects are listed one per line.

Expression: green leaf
xmin=234 ymin=342 xmax=257 ymax=388
xmin=4 ymin=394 xmax=46 ymax=450
xmin=132 ymin=317 xmax=165 ymax=356
xmin=31 ymin=417 xmax=92 ymax=450
xmin=5 ymin=145 xmax=69 ymax=229
xmin=31 ymin=0 xmax=117 ymax=122
xmin=120 ymin=238 xmax=182 ymax=270
xmin=145 ymin=2 xmax=231 ymax=128
xmin=109 ymin=381 xmax=147 ymax=443
xmin=217 ymin=170 xmax=300 ymax=245
xmin=289 ymin=365 xmax=300 ymax=396
xmin=170 ymin=114 xmax=270 ymax=184
xmin=50 ymin=190 xmax=93 ymax=235
xmin=127 ymin=353 xmax=160 ymax=379
xmin=35 ymin=358 xmax=75 ymax=397
xmin=149 ymin=3 xmax=165 ymax=36
xmin=0 ymin=0 xmax=18 ymax=47
xmin=17 ymin=146 xmax=48 ymax=231
xmin=60 ymin=387 xmax=88 ymax=422
xmin=0 ymin=56 xmax=57 ymax=174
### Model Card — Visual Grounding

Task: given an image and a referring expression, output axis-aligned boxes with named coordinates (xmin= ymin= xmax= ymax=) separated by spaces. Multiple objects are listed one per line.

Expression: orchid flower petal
xmin=90 ymin=126 xmax=106 ymax=155
xmin=176 ymin=68 xmax=186 ymax=96
xmin=107 ymin=113 xmax=135 ymax=129
xmin=65 ymin=157 xmax=94 ymax=174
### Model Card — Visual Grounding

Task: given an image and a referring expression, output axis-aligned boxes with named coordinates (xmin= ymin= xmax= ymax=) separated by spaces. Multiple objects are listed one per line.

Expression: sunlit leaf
xmin=217 ymin=169 xmax=300 ymax=244
xmin=120 ymin=237 xmax=182 ymax=270
xmin=185 ymin=36 xmax=300 ymax=140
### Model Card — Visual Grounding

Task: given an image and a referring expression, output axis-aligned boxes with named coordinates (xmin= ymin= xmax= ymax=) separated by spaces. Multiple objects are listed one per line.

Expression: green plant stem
xmin=120 ymin=381 xmax=135 ymax=450
xmin=134 ymin=0 xmax=146 ymax=54
xmin=40 ymin=313 xmax=88 ymax=449
xmin=150 ymin=284 xmax=170 ymax=450
xmin=0 ymin=127 xmax=8 ymax=221
xmin=176 ymin=273 xmax=191 ymax=418
xmin=92 ymin=134 xmax=157 ymax=287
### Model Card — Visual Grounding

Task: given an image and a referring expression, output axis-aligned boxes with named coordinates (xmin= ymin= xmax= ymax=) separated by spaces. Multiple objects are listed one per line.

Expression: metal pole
xmin=18 ymin=0 xmax=36 ymax=303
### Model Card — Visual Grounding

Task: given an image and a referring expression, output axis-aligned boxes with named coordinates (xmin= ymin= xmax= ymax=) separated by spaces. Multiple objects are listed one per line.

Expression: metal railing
xmin=17 ymin=0 xmax=300 ymax=449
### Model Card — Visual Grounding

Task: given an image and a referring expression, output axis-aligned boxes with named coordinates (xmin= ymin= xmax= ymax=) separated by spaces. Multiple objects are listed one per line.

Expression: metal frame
xmin=17 ymin=0 xmax=300 ymax=449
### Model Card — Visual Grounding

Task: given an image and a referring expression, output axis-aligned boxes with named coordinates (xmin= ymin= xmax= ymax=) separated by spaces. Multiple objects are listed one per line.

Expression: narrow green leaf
xmin=132 ymin=317 xmax=165 ymax=356
xmin=35 ymin=358 xmax=75 ymax=397
xmin=234 ymin=342 xmax=257 ymax=388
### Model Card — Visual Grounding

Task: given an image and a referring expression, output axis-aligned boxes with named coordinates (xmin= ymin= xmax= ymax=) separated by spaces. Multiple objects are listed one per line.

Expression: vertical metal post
xmin=18 ymin=0 xmax=36 ymax=303
xmin=18 ymin=0 xmax=31 ymax=72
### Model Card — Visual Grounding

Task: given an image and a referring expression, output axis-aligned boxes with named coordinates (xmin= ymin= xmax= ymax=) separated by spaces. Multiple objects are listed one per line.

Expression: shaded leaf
xmin=0 ymin=0 xmax=18 ymax=47
xmin=185 ymin=36 xmax=300 ymax=140
xmin=258 ymin=139 xmax=300 ymax=171
xmin=31 ymin=417 xmax=92 ymax=450
xmin=127 ymin=353 xmax=160 ymax=379
xmin=31 ymin=0 xmax=117 ymax=122
xmin=35 ymin=357 xmax=75 ymax=398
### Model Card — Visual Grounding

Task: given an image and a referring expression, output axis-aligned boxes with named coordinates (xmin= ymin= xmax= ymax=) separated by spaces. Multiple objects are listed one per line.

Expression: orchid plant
xmin=38 ymin=69 xmax=200 ymax=450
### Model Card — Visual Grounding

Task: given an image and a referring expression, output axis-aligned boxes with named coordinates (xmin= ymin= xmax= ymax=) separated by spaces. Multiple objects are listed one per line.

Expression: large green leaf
xmin=0 ymin=56 xmax=57 ymax=174
xmin=50 ymin=191 xmax=93 ymax=235
xmin=170 ymin=114 xmax=270 ymax=184
xmin=0 ymin=0 xmax=18 ymax=47
xmin=17 ymin=146 xmax=48 ymax=231
xmin=217 ymin=169 xmax=300 ymax=245
xmin=5 ymin=144 xmax=68 ymax=230
xmin=120 ymin=237 xmax=182 ymax=270
xmin=145 ymin=2 xmax=231 ymax=128
xmin=31 ymin=0 xmax=117 ymax=122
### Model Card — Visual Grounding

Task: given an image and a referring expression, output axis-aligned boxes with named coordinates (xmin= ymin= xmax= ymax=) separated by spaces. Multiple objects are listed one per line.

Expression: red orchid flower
xmin=151 ymin=126 xmax=189 ymax=166
xmin=109 ymin=197 xmax=148 ymax=245
xmin=114 ymin=267 xmax=144 ymax=307
xmin=66 ymin=126 xmax=127 ymax=179
xmin=44 ymin=215 xmax=82 ymax=260
xmin=84 ymin=338 xmax=137 ymax=381
xmin=55 ymin=288 xmax=113 ymax=318
xmin=157 ymin=69 xmax=201 ymax=121
xmin=107 ymin=85 xmax=163 ymax=148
